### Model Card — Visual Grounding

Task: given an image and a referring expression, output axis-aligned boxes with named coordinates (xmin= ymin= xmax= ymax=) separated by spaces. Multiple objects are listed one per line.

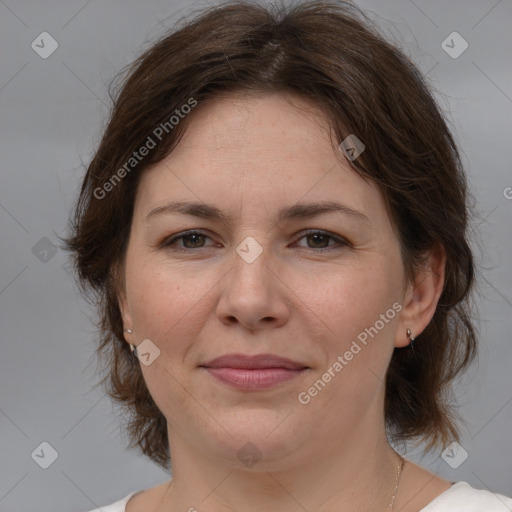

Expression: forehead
xmin=134 ymin=92 xmax=385 ymax=225
xmin=169 ymin=92 xmax=335 ymax=160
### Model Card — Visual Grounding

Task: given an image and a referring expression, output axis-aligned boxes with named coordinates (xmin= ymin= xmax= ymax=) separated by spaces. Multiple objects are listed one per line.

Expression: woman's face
xmin=119 ymin=93 xmax=414 ymax=469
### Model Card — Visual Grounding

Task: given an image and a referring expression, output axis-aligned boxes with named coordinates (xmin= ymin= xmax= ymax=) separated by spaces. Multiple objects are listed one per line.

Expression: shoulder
xmin=85 ymin=480 xmax=170 ymax=512
xmin=83 ymin=490 xmax=140 ymax=512
xmin=420 ymin=481 xmax=512 ymax=511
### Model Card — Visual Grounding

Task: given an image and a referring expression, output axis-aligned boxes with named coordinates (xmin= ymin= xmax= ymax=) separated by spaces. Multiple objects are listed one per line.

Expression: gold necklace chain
xmin=389 ymin=453 xmax=405 ymax=511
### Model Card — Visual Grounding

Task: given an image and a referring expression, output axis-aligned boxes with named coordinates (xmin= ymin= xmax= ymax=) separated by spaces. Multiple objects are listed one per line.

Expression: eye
xmin=160 ymin=229 xmax=350 ymax=253
xmin=293 ymin=230 xmax=350 ymax=252
xmin=161 ymin=230 xmax=215 ymax=252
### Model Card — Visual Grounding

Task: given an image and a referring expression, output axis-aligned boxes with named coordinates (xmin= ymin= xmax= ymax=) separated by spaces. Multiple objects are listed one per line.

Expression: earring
xmin=123 ymin=329 xmax=136 ymax=354
xmin=406 ymin=328 xmax=415 ymax=349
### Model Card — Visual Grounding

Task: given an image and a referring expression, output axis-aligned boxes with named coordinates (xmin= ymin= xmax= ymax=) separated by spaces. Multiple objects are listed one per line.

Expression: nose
xmin=215 ymin=240 xmax=290 ymax=331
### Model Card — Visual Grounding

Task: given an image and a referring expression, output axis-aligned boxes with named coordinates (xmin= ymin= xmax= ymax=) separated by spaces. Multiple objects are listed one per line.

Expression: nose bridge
xmin=235 ymin=234 xmax=266 ymax=266
xmin=230 ymin=233 xmax=271 ymax=294
xmin=216 ymin=232 xmax=289 ymax=328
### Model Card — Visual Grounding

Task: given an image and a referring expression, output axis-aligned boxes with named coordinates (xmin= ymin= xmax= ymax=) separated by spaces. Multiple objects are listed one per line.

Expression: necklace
xmin=157 ymin=454 xmax=406 ymax=511
xmin=389 ymin=453 xmax=405 ymax=511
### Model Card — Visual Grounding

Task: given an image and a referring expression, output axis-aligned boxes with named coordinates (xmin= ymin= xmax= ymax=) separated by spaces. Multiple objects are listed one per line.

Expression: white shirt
xmin=86 ymin=482 xmax=512 ymax=511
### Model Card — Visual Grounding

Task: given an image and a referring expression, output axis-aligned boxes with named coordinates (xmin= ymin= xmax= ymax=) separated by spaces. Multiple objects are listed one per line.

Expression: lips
xmin=199 ymin=354 xmax=310 ymax=391
xmin=200 ymin=353 xmax=309 ymax=370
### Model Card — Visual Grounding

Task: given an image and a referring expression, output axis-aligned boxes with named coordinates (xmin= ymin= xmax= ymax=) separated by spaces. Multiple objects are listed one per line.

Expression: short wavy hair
xmin=62 ymin=0 xmax=477 ymax=472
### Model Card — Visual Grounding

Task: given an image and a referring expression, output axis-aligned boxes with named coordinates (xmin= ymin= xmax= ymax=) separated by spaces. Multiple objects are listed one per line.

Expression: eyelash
xmin=161 ymin=229 xmax=350 ymax=253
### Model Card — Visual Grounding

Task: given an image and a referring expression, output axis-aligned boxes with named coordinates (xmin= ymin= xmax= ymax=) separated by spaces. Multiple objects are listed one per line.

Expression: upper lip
xmin=200 ymin=353 xmax=309 ymax=370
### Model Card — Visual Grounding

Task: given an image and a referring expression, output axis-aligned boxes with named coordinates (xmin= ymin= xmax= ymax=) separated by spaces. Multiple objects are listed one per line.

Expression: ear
xmin=395 ymin=243 xmax=446 ymax=348
xmin=113 ymin=261 xmax=134 ymax=344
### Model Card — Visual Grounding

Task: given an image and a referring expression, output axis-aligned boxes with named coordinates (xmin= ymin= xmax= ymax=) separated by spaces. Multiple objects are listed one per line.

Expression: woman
xmin=63 ymin=1 xmax=512 ymax=511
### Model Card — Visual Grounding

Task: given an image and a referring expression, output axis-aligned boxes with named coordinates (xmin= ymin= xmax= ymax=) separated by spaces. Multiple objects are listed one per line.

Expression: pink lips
xmin=200 ymin=353 xmax=309 ymax=391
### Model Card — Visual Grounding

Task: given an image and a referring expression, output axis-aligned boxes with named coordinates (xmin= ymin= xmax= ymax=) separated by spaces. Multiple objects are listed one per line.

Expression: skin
xmin=118 ymin=92 xmax=451 ymax=511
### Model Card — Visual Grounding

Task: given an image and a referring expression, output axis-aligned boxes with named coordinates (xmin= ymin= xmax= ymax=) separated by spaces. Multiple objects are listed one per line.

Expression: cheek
xmin=297 ymin=267 xmax=399 ymax=418
xmin=304 ymin=259 xmax=399 ymax=341
xmin=125 ymin=257 xmax=200 ymax=339
xmin=303 ymin=260 xmax=401 ymax=399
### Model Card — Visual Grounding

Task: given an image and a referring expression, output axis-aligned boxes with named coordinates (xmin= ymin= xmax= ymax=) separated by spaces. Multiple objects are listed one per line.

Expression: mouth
xmin=199 ymin=353 xmax=310 ymax=391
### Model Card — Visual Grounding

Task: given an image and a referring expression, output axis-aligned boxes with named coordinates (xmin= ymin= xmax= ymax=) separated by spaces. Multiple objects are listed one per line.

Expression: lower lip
xmin=203 ymin=367 xmax=307 ymax=390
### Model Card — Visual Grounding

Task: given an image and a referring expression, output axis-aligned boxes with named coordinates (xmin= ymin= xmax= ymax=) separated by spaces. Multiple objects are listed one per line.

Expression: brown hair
xmin=62 ymin=0 xmax=477 ymax=472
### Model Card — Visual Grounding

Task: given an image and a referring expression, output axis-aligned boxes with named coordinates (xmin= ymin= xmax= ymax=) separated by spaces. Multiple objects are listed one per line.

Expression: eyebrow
xmin=145 ymin=200 xmax=370 ymax=225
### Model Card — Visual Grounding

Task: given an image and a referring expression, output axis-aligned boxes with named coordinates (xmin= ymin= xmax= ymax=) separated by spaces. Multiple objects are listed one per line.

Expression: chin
xmin=202 ymin=411 xmax=308 ymax=468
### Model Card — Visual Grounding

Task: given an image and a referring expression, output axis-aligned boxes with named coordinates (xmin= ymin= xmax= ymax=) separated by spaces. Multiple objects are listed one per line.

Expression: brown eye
xmin=294 ymin=230 xmax=350 ymax=252
xmin=306 ymin=233 xmax=330 ymax=248
xmin=179 ymin=233 xmax=207 ymax=248
xmin=162 ymin=230 xmax=214 ymax=251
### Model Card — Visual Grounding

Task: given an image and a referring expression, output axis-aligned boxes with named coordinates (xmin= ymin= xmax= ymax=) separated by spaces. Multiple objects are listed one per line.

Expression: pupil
xmin=310 ymin=234 xmax=327 ymax=248
xmin=186 ymin=234 xmax=203 ymax=247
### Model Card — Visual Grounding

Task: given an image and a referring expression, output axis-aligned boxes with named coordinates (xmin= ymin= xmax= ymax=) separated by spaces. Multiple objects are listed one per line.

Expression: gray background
xmin=0 ymin=0 xmax=511 ymax=510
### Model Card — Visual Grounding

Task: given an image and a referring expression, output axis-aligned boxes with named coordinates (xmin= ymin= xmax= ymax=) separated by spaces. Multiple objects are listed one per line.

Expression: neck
xmin=157 ymin=420 xmax=402 ymax=511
